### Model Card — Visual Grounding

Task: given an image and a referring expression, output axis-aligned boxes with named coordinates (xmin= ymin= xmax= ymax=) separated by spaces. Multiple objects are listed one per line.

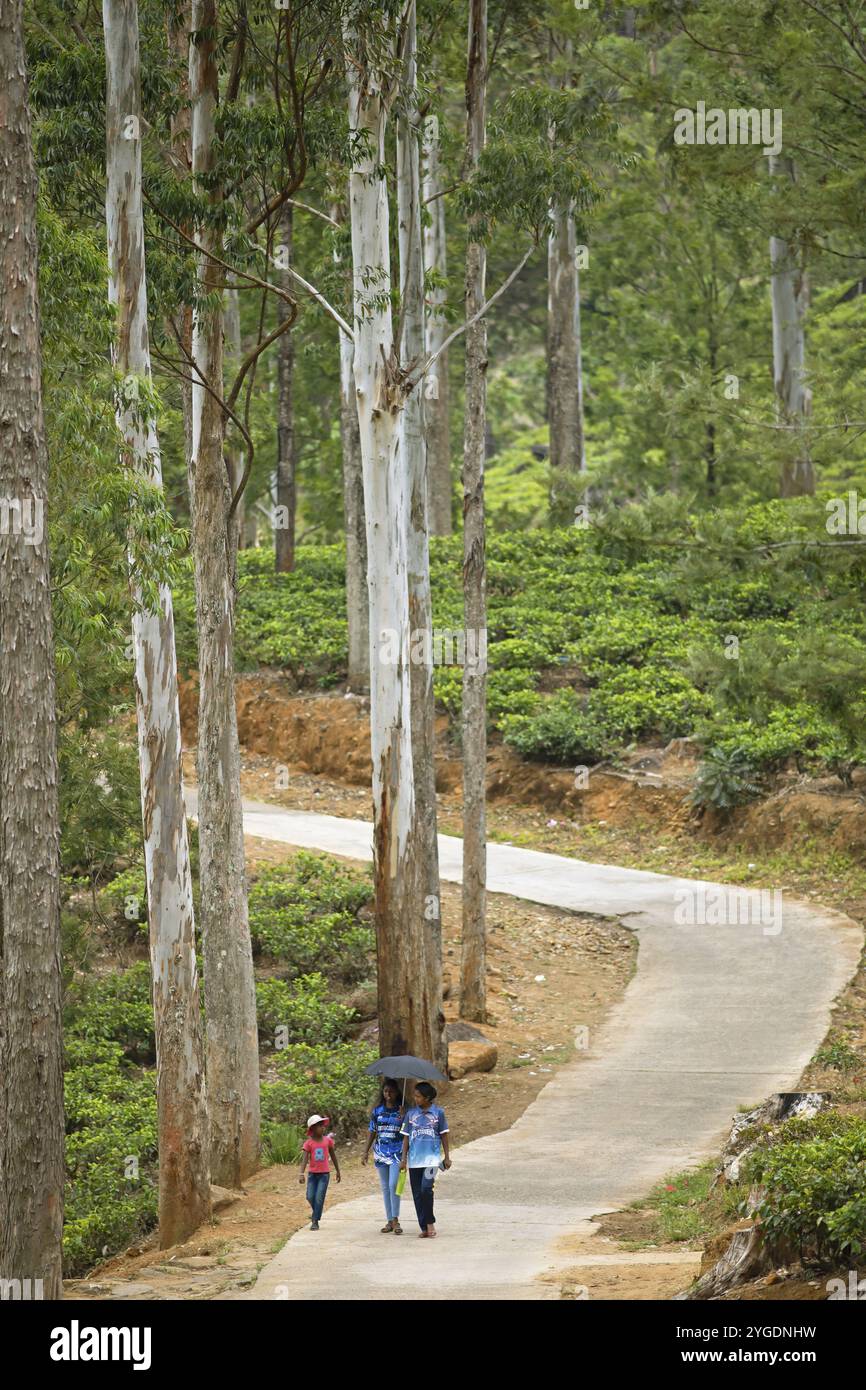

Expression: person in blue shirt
xmin=399 ymin=1082 xmax=451 ymax=1238
xmin=362 ymin=1078 xmax=405 ymax=1234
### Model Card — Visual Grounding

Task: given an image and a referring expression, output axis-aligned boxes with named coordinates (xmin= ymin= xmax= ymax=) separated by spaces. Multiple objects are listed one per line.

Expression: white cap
xmin=306 ymin=1114 xmax=327 ymax=1128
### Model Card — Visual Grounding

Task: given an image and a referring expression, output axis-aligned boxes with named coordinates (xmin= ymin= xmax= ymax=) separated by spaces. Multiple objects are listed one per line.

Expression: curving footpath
xmin=215 ymin=797 xmax=862 ymax=1302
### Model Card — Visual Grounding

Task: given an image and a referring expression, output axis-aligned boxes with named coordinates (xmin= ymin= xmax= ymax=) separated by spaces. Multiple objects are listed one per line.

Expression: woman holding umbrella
xmin=362 ymin=1077 xmax=404 ymax=1234
xmin=363 ymin=1055 xmax=451 ymax=1239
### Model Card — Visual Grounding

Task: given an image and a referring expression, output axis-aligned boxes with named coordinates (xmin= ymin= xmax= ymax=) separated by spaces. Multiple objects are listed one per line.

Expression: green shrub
xmin=255 ymin=973 xmax=355 ymax=1045
xmin=200 ymin=505 xmax=866 ymax=780
xmin=503 ymin=689 xmax=609 ymax=764
xmin=744 ymin=1114 xmax=866 ymax=1262
xmin=262 ymin=1121 xmax=305 ymax=1167
xmin=813 ymin=1040 xmax=862 ymax=1073
xmin=704 ymin=705 xmax=852 ymax=774
xmin=63 ymin=1038 xmax=158 ymax=1275
xmin=691 ymin=747 xmax=763 ymax=814
xmin=65 ymin=960 xmax=155 ymax=1062
xmin=248 ymin=853 xmax=373 ymax=981
xmin=260 ymin=1040 xmax=378 ymax=1135
xmin=59 ymin=726 xmax=141 ymax=878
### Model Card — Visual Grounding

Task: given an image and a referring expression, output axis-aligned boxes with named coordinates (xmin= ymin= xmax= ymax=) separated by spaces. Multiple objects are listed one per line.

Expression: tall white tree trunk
xmin=769 ymin=155 xmax=813 ymax=498
xmin=397 ymin=0 xmax=446 ymax=1071
xmin=461 ymin=0 xmax=488 ymax=1022
xmin=421 ymin=102 xmax=452 ymax=535
xmin=334 ymin=203 xmax=370 ymax=692
xmin=189 ymin=0 xmax=260 ymax=1186
xmin=104 ymin=0 xmax=212 ymax=1247
xmin=344 ymin=11 xmax=443 ymax=1062
xmin=0 ymin=0 xmax=65 ymax=1298
xmin=548 ymin=206 xmax=586 ymax=515
xmin=276 ymin=204 xmax=296 ymax=572
xmin=547 ymin=37 xmax=585 ymax=524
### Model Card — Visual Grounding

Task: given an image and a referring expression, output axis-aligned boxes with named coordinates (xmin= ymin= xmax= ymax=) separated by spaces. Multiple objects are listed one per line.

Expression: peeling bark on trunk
xmin=103 ymin=0 xmax=211 ymax=1247
xmin=333 ymin=201 xmax=369 ymax=692
xmin=397 ymin=0 xmax=446 ymax=1072
xmin=189 ymin=0 xmax=260 ymax=1186
xmin=344 ymin=14 xmax=442 ymax=1063
xmin=769 ymin=156 xmax=813 ymax=498
xmin=0 ymin=0 xmax=65 ymax=1299
xmin=461 ymin=0 xmax=488 ymax=1023
xmin=276 ymin=204 xmax=296 ymax=573
xmin=421 ymin=103 xmax=452 ymax=536
xmin=340 ymin=318 xmax=370 ymax=693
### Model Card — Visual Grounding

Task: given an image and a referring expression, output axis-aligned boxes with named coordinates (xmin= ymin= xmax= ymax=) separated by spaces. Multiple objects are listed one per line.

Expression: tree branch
xmin=280 ymin=261 xmax=355 ymax=341
xmin=406 ymin=241 xmax=536 ymax=387
xmin=226 ymin=311 xmax=297 ymax=413
xmin=144 ymin=192 xmax=296 ymax=310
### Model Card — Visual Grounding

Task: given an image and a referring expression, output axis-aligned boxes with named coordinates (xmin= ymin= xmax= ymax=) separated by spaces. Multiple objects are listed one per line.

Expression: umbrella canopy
xmin=364 ymin=1055 xmax=447 ymax=1083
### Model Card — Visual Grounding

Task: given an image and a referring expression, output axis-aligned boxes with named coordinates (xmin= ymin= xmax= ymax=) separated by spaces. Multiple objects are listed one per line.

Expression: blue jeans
xmin=306 ymin=1171 xmax=330 ymax=1223
xmin=375 ymin=1159 xmax=401 ymax=1222
xmin=409 ymin=1165 xmax=437 ymax=1230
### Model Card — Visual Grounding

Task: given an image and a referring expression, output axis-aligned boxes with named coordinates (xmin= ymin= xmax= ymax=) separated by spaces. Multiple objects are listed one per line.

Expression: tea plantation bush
xmin=62 ymin=850 xmax=376 ymax=1273
xmin=65 ymin=959 xmax=155 ymax=1061
xmin=63 ymin=1037 xmax=158 ymax=1276
xmin=204 ymin=497 xmax=866 ymax=781
xmin=261 ymin=1040 xmax=379 ymax=1142
xmin=743 ymin=1114 xmax=866 ymax=1263
xmin=255 ymin=973 xmax=355 ymax=1045
xmin=248 ymin=852 xmax=373 ymax=981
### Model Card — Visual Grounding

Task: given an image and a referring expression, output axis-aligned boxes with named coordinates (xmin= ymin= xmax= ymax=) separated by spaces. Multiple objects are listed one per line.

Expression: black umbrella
xmin=364 ymin=1054 xmax=447 ymax=1106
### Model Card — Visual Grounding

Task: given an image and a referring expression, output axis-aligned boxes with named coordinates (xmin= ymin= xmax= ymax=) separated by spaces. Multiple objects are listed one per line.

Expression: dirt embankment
xmin=180 ymin=672 xmax=866 ymax=854
xmin=180 ymin=675 xmax=462 ymax=792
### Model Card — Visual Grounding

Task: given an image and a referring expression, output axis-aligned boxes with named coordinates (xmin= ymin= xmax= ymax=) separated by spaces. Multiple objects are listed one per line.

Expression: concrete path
xmin=212 ymin=796 xmax=862 ymax=1301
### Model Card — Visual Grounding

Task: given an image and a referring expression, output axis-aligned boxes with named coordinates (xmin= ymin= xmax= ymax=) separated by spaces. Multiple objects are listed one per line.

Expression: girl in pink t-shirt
xmin=299 ymin=1114 xmax=341 ymax=1229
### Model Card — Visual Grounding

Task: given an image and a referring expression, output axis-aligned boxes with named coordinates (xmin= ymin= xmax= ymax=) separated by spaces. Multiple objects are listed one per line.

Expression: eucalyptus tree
xmin=546 ymin=33 xmax=586 ymax=508
xmin=397 ymin=0 xmax=446 ymax=1067
xmin=342 ymin=0 xmax=444 ymax=1060
xmin=644 ymin=0 xmax=866 ymax=497
xmin=335 ymin=210 xmax=370 ymax=692
xmin=186 ymin=0 xmax=261 ymax=1185
xmin=0 ymin=0 xmax=65 ymax=1300
xmin=339 ymin=0 xmax=527 ymax=1056
xmin=460 ymin=0 xmax=489 ymax=1022
xmin=103 ymin=0 xmax=211 ymax=1243
xmin=179 ymin=0 xmax=337 ymax=1184
xmin=769 ymin=155 xmax=812 ymax=497
xmin=421 ymin=98 xmax=453 ymax=535
xmin=276 ymin=204 xmax=297 ymax=571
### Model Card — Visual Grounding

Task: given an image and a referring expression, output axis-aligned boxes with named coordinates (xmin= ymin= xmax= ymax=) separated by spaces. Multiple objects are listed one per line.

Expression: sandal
xmin=392 ymin=1221 xmax=403 ymax=1235
xmin=380 ymin=1221 xmax=394 ymax=1233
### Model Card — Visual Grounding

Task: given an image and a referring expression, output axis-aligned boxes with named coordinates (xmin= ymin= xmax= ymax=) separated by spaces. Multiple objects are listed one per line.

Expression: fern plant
xmin=691 ymin=746 xmax=762 ymax=814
